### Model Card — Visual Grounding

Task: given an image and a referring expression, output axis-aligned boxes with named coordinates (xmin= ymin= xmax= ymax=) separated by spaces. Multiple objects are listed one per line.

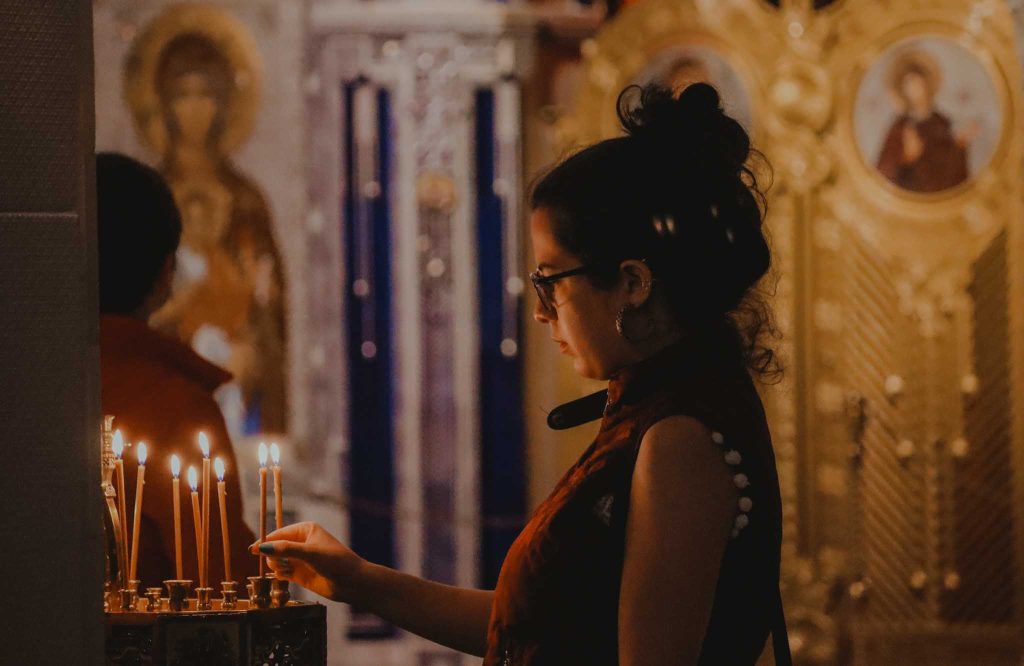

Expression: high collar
xmin=100 ymin=313 xmax=232 ymax=393
xmin=546 ymin=330 xmax=741 ymax=431
xmin=605 ymin=338 xmax=706 ymax=414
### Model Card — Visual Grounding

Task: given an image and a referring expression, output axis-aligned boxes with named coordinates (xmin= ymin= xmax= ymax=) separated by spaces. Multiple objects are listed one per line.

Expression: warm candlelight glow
xmin=188 ymin=465 xmax=202 ymax=584
xmin=112 ymin=429 xmax=129 ymax=581
xmin=171 ymin=454 xmax=183 ymax=579
xmin=112 ymin=430 xmax=124 ymax=458
xmin=129 ymin=442 xmax=148 ymax=582
xmin=199 ymin=433 xmax=211 ymax=589
xmin=258 ymin=442 xmax=268 ymax=575
xmin=271 ymin=443 xmax=283 ymax=531
xmin=215 ymin=457 xmax=231 ymax=582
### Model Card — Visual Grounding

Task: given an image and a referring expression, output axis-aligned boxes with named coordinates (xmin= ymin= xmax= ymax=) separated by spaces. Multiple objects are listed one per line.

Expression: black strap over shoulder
xmin=546 ymin=389 xmax=608 ymax=430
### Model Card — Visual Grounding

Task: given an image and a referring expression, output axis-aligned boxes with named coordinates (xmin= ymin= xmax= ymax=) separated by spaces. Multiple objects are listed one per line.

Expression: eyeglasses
xmin=529 ymin=265 xmax=594 ymax=315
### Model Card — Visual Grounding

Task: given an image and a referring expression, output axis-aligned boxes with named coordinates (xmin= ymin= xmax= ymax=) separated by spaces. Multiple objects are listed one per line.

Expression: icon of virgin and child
xmin=124 ymin=7 xmax=287 ymax=437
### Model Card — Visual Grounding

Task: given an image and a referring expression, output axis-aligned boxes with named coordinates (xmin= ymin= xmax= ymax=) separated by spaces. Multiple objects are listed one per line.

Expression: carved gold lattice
xmin=564 ymin=0 xmax=1024 ymax=663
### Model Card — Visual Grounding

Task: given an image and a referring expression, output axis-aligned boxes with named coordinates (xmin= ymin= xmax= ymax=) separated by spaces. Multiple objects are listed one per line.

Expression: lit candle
xmin=170 ymin=454 xmax=183 ymax=579
xmin=258 ymin=442 xmax=268 ymax=576
xmin=214 ymin=457 xmax=232 ymax=582
xmin=129 ymin=442 xmax=148 ymax=582
xmin=112 ymin=430 xmax=129 ymax=566
xmin=188 ymin=466 xmax=202 ymax=583
xmin=270 ymin=443 xmax=283 ymax=531
xmin=198 ymin=432 xmax=211 ymax=589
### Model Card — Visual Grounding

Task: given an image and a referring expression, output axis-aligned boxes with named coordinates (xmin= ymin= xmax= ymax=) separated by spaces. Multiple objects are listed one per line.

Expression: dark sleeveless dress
xmin=483 ymin=338 xmax=789 ymax=665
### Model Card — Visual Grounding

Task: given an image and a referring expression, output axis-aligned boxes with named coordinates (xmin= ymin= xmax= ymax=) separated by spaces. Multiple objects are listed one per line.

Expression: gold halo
xmin=885 ymin=47 xmax=942 ymax=103
xmin=123 ymin=3 xmax=263 ymax=156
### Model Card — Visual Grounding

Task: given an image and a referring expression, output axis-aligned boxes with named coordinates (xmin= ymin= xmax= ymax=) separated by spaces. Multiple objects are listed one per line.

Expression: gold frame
xmin=835 ymin=22 xmax=1016 ymax=216
xmin=123 ymin=3 xmax=264 ymax=157
xmin=558 ymin=0 xmax=1024 ymax=662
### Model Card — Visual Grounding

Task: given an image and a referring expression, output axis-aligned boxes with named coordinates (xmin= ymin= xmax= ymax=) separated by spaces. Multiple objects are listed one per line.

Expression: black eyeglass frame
xmin=529 ymin=265 xmax=595 ymax=314
xmin=529 ymin=259 xmax=656 ymax=315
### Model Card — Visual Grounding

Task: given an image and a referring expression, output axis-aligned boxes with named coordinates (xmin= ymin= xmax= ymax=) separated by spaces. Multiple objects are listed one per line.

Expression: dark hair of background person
xmin=530 ymin=83 xmax=780 ymax=380
xmin=96 ymin=152 xmax=182 ymax=314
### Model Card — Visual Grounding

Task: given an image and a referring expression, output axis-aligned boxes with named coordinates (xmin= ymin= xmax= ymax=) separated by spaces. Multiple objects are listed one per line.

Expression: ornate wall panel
xmin=307 ymin=4 xmax=535 ymax=663
xmin=565 ymin=0 xmax=1024 ymax=663
xmin=945 ymin=229 xmax=1015 ymax=624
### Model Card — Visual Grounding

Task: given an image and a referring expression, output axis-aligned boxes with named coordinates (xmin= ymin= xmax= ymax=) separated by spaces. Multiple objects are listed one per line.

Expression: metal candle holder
xmin=100 ymin=416 xmax=327 ymax=663
xmin=221 ymin=581 xmax=238 ymax=609
xmin=100 ymin=416 xmax=129 ymax=609
xmin=145 ymin=588 xmax=163 ymax=612
xmin=164 ymin=579 xmax=192 ymax=612
xmin=270 ymin=576 xmax=290 ymax=608
xmin=119 ymin=579 xmax=140 ymax=611
xmin=248 ymin=575 xmax=273 ymax=609
xmin=195 ymin=586 xmax=214 ymax=611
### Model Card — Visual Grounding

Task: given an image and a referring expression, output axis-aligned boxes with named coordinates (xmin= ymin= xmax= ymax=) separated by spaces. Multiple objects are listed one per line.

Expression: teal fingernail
xmin=259 ymin=542 xmax=274 ymax=554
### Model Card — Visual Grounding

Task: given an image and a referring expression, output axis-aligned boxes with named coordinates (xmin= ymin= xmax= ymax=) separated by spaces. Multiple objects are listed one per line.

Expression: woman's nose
xmin=533 ymin=298 xmax=551 ymax=324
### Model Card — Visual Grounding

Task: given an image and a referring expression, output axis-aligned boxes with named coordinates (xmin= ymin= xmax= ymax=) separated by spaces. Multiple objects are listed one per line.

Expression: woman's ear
xmin=619 ymin=259 xmax=654 ymax=307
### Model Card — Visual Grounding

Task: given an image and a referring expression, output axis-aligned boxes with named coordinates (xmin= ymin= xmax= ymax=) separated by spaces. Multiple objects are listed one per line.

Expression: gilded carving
xmin=124 ymin=4 xmax=287 ymax=434
xmin=565 ymin=0 xmax=1024 ymax=662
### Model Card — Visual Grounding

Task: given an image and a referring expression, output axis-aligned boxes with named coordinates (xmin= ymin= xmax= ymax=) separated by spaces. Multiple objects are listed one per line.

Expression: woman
xmin=254 ymin=83 xmax=790 ymax=665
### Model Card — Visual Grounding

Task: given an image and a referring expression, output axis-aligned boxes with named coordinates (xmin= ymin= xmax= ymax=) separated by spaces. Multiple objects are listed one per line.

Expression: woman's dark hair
xmin=96 ymin=152 xmax=182 ymax=314
xmin=530 ymin=83 xmax=779 ymax=379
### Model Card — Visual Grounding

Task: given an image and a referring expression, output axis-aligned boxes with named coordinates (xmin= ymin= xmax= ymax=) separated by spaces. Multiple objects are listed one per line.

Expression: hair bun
xmin=617 ymin=82 xmax=749 ymax=176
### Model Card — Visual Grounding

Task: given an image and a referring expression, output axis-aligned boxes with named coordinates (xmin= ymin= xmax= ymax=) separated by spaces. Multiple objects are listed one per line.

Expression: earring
xmin=615 ymin=305 xmax=655 ymax=343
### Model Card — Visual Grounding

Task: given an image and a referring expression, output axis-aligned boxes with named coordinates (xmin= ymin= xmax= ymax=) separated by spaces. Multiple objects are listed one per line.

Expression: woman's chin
xmin=572 ymin=357 xmax=599 ymax=380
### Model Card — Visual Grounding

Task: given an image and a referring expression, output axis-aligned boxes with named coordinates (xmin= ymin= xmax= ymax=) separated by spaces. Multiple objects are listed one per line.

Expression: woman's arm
xmin=618 ymin=415 xmax=737 ymax=666
xmin=350 ymin=562 xmax=494 ymax=656
xmin=255 ymin=522 xmax=494 ymax=657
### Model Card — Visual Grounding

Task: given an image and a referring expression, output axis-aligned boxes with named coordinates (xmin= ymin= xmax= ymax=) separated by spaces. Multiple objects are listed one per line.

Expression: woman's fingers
xmin=264 ymin=521 xmax=316 ymax=542
xmin=250 ymin=539 xmax=309 ymax=558
xmin=266 ymin=556 xmax=293 ymax=577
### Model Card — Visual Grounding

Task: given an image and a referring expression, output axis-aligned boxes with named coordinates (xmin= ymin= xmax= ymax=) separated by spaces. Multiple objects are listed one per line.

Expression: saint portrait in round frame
xmin=853 ymin=35 xmax=1002 ymax=197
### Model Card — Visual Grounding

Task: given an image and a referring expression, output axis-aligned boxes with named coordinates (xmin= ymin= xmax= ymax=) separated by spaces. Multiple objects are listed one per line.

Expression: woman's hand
xmin=250 ymin=522 xmax=366 ymax=603
xmin=254 ymin=522 xmax=494 ymax=656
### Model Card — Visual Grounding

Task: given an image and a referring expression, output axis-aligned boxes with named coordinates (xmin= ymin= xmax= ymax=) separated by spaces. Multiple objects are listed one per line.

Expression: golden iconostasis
xmin=547 ymin=0 xmax=1024 ymax=663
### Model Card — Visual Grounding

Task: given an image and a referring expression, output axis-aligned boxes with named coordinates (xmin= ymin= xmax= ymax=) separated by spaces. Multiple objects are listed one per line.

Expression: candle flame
xmin=270 ymin=442 xmax=281 ymax=465
xmin=214 ymin=457 xmax=225 ymax=481
xmin=170 ymin=454 xmax=181 ymax=478
xmin=137 ymin=442 xmax=148 ymax=465
xmin=187 ymin=466 xmax=198 ymax=491
xmin=112 ymin=430 xmax=124 ymax=458
xmin=198 ymin=431 xmax=210 ymax=458
xmin=258 ymin=442 xmax=268 ymax=467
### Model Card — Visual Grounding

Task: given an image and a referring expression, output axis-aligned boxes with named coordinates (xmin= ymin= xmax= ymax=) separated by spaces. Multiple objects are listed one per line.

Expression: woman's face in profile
xmin=530 ymin=208 xmax=626 ymax=380
xmin=168 ymin=71 xmax=219 ymax=147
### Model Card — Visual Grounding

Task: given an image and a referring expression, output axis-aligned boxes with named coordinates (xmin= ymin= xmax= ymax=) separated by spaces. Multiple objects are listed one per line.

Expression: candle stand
xmin=101 ymin=417 xmax=326 ymax=665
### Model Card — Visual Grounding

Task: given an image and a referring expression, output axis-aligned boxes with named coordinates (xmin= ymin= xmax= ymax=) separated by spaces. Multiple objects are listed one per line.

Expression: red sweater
xmin=100 ymin=314 xmax=258 ymax=589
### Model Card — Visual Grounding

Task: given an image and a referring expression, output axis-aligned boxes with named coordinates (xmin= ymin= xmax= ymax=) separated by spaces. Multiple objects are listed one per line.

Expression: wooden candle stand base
xmin=105 ymin=600 xmax=326 ymax=665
